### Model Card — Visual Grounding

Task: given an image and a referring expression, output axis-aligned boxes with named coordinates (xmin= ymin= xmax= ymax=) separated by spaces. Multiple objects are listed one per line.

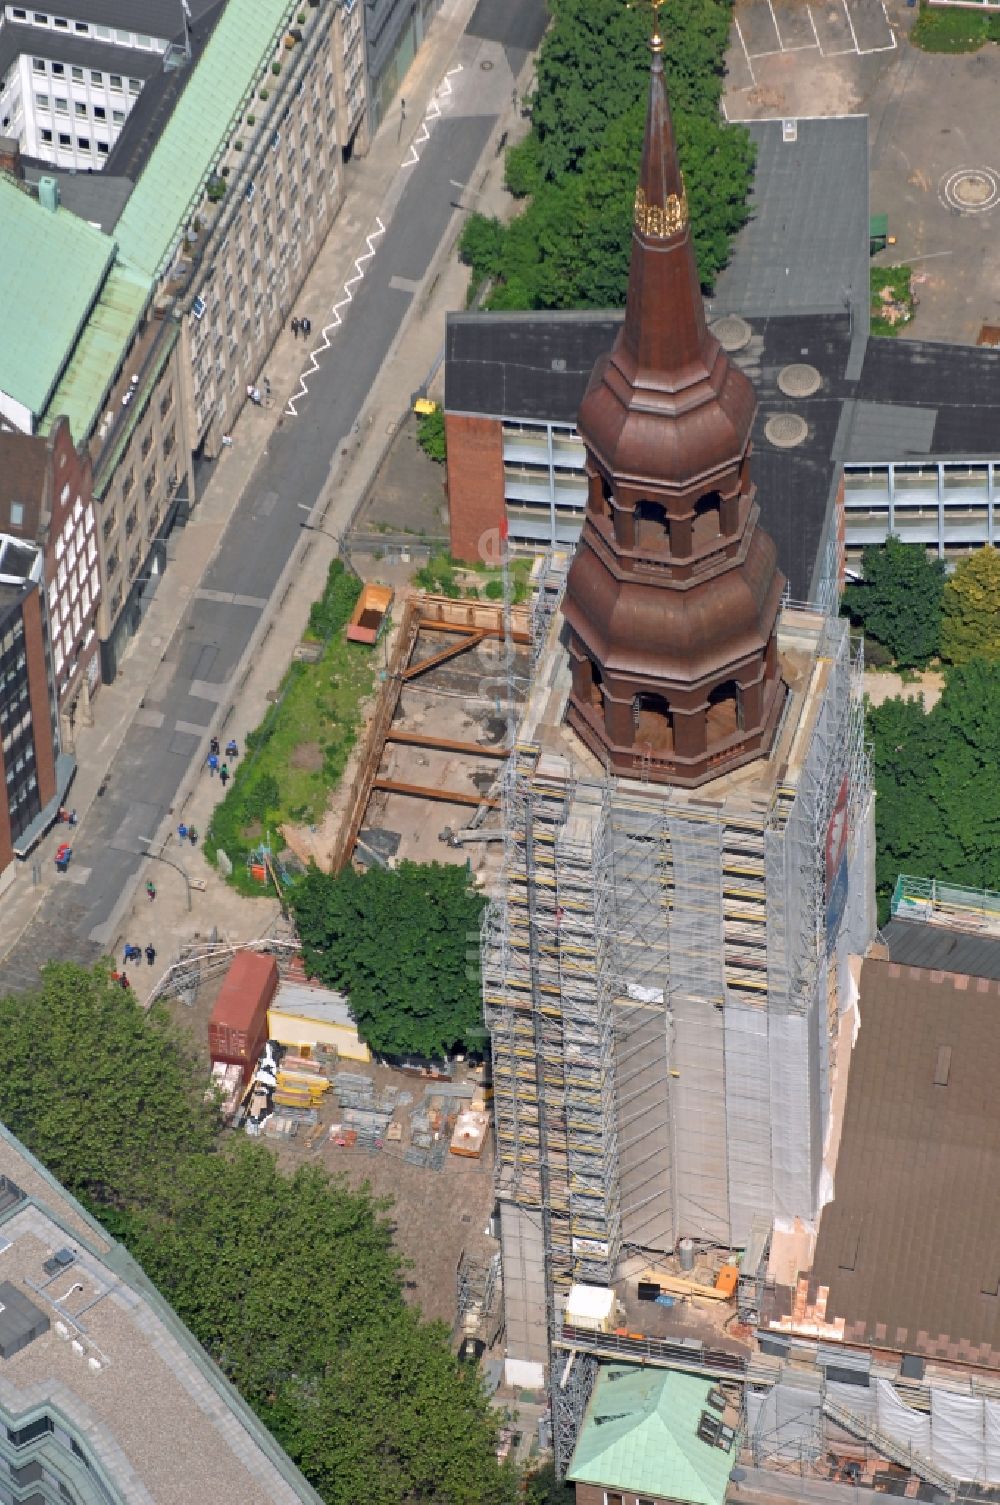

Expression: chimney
xmin=0 ymin=135 xmax=22 ymax=180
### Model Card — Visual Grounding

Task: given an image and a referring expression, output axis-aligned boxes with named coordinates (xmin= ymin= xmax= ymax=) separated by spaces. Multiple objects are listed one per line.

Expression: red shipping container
xmin=208 ymin=952 xmax=279 ymax=1068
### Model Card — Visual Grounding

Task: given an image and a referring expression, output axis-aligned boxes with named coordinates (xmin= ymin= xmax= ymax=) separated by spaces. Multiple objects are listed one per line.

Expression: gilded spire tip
xmin=627 ymin=0 xmax=667 ymax=53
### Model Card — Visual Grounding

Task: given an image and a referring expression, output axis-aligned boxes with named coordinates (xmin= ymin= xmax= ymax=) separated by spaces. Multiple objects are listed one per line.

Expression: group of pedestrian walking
xmin=123 ymin=942 xmax=156 ymax=966
xmin=206 ymin=733 xmax=239 ymax=787
xmin=290 ymin=316 xmax=312 ymax=340
xmin=176 ymin=821 xmax=199 ymax=845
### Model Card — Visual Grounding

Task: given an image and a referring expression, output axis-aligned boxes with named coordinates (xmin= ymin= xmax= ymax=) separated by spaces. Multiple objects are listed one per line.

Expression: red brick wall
xmin=574 ymin=1484 xmax=669 ymax=1505
xmin=22 ymin=585 xmax=57 ymax=809
xmin=446 ymin=413 xmax=506 ymax=564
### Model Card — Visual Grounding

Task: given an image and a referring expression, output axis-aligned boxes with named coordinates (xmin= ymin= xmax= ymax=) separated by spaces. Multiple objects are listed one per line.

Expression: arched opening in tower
xmin=632 ymin=691 xmax=675 ymax=754
xmin=692 ymin=490 xmax=723 ymax=551
xmin=586 ymin=658 xmax=604 ymax=709
xmin=706 ymin=679 xmax=742 ymax=743
xmin=634 ymin=499 xmax=670 ymax=552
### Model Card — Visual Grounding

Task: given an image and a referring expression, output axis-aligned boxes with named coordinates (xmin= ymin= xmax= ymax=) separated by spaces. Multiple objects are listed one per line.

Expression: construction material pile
xmin=328 ymin=1072 xmax=411 ymax=1151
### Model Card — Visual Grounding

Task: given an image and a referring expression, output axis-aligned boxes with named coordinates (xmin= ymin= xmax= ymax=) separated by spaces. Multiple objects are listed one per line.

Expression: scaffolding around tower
xmin=483 ymin=601 xmax=874 ymax=1465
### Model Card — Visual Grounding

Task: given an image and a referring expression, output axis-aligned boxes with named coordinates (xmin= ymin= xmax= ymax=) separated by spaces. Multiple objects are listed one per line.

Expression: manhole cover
xmin=710 ymin=314 xmax=752 ymax=352
xmin=777 ymin=363 xmax=821 ymax=398
xmin=480 ymin=58 xmax=494 ymax=70
xmin=940 ymin=166 xmax=1000 ymax=213
xmin=764 ymin=413 xmax=808 ymax=449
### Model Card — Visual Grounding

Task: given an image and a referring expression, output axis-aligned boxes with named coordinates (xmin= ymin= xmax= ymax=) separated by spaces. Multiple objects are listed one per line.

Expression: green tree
xmin=126 ymin=1144 xmax=404 ymax=1402
xmin=525 ymin=1461 xmax=577 ymax=1504
xmin=416 ymin=404 xmax=447 ymax=463
xmin=280 ymin=1308 xmax=517 ymax=1505
xmin=459 ymin=0 xmax=754 ymax=309
xmin=940 ymin=545 xmax=1000 ymax=664
xmin=842 ymin=536 xmax=945 ymax=667
xmin=868 ymin=659 xmax=1000 ymax=919
xmin=290 ymin=862 xmax=487 ymax=1058
xmin=0 ymin=963 xmax=217 ymax=1204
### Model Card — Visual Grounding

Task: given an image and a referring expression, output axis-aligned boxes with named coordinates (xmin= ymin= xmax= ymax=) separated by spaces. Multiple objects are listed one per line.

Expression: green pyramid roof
xmin=566 ymin=1365 xmax=738 ymax=1505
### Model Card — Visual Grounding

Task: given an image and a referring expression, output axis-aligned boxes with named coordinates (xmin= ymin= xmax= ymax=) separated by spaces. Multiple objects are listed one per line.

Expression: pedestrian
xmin=263 ymin=377 xmax=271 ymax=402
xmin=120 ymin=972 xmax=130 ymax=991
xmin=301 ymin=316 xmax=311 ymax=338
xmin=291 ymin=316 xmax=300 ymax=339
xmin=177 ymin=821 xmax=188 ymax=843
xmin=210 ymin=736 xmax=220 ymax=757
xmin=67 ymin=808 xmax=77 ymax=826
xmin=145 ymin=943 xmax=156 ymax=966
xmin=188 ymin=824 xmax=198 ymax=846
xmin=208 ymin=751 xmax=219 ymax=777
xmin=219 ymin=762 xmax=230 ymax=788
xmin=226 ymin=738 xmax=239 ymax=759
xmin=146 ymin=880 xmax=156 ymax=903
xmin=123 ymin=944 xmax=133 ymax=964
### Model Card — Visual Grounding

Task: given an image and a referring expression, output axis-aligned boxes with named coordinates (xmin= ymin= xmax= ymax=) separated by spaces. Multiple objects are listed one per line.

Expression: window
xmin=114 ymin=28 xmax=129 ymax=43
xmin=93 ymin=104 xmax=105 ymax=119
xmin=32 ymin=56 xmax=45 ymax=71
xmin=74 ymin=19 xmax=88 ymax=31
xmin=54 ymin=96 xmax=67 ymax=113
xmin=77 ymin=136 xmax=89 ymax=150
xmin=112 ymin=108 xmax=124 ymax=124
xmin=97 ymin=140 xmax=108 ymax=154
xmin=33 ymin=11 xmax=48 ymax=21
xmin=71 ymin=64 xmax=82 ymax=79
xmin=57 ymin=131 xmax=69 ymax=145
xmin=9 ymin=503 xmax=24 ymax=527
xmin=53 ymin=13 xmax=67 ymax=25
xmin=136 ymin=32 xmax=151 ymax=46
xmin=11 ymin=7 xmax=27 ymax=16
xmin=93 ymin=22 xmax=110 ymax=38
xmin=50 ymin=60 xmax=63 ymax=74
xmin=74 ymin=100 xmax=86 ymax=116
xmin=90 ymin=69 xmax=101 ymax=84
xmin=127 ymin=77 xmax=140 ymax=94
xmin=109 ymin=74 xmax=122 ymax=91
xmin=35 ymin=92 xmax=48 ymax=108
xmin=603 ymin=1495 xmax=623 ymax=1505
xmin=40 ymin=127 xmax=52 ymax=142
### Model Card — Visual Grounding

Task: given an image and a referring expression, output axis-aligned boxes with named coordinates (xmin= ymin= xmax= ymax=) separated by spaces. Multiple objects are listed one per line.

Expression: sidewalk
xmin=1 ymin=0 xmax=534 ymax=987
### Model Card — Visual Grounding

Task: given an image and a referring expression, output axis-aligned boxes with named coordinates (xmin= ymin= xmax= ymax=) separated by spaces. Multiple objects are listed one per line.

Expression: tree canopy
xmin=841 ymin=536 xmax=945 ymax=668
xmin=0 ymin=963 xmax=515 ymax=1505
xmin=459 ymin=0 xmax=754 ymax=307
xmin=290 ymin=861 xmax=488 ymax=1059
xmin=940 ymin=545 xmax=1000 ymax=664
xmin=869 ymin=660 xmax=1000 ymax=919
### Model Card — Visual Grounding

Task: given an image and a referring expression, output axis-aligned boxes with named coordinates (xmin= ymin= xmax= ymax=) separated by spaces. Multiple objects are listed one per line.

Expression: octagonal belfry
xmin=562 ymin=38 xmax=787 ymax=787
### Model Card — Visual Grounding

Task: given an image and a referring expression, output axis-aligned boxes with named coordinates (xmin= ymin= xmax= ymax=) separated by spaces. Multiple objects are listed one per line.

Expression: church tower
xmin=562 ymin=22 xmax=787 ymax=786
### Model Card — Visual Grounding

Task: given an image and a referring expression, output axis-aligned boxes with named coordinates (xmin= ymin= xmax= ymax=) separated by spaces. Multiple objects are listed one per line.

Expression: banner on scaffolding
xmin=825 ymin=775 xmax=850 ymax=944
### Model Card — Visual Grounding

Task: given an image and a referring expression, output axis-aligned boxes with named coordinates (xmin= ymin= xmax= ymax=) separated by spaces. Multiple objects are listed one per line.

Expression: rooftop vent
xmin=710 ymin=315 xmax=752 ymax=353
xmin=37 ymin=175 xmax=60 ymax=212
xmin=0 ymin=1282 xmax=49 ymax=1358
xmin=551 ymin=358 xmax=566 ymax=372
xmin=42 ymin=1248 xmax=75 ymax=1277
xmin=934 ymin=1045 xmax=952 ymax=1086
xmin=777 ymin=363 xmax=821 ymax=398
xmin=764 ymin=413 xmax=808 ymax=449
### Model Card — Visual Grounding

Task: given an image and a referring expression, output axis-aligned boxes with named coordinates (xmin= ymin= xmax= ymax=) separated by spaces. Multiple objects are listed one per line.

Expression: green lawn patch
xmin=205 ymin=562 xmax=377 ymax=893
xmin=415 ymin=549 xmax=532 ymax=602
xmin=910 ymin=1 xmax=1000 ymax=51
xmin=871 ymin=264 xmax=915 ymax=337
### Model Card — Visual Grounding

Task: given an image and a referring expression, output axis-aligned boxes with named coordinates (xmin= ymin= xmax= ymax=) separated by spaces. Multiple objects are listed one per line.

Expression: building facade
xmin=0 ymin=536 xmax=72 ymax=882
xmin=364 ymin=0 xmax=441 ymax=131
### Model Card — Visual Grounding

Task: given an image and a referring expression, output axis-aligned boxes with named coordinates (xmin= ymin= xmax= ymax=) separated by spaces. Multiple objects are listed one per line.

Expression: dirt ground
xmin=355 ymin=411 xmax=449 ymax=541
xmin=165 ymin=981 xmax=497 ymax=1329
xmin=725 ymin=0 xmax=1000 ymax=344
xmin=863 ymin=665 xmax=944 ymax=708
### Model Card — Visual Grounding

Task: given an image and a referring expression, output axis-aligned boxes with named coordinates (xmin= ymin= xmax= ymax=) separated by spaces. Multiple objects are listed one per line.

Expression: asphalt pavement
xmin=0 ymin=0 xmax=547 ymax=996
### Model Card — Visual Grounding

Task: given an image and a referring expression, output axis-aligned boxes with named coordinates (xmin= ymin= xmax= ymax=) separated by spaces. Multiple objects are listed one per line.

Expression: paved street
xmin=0 ymin=0 xmax=547 ymax=995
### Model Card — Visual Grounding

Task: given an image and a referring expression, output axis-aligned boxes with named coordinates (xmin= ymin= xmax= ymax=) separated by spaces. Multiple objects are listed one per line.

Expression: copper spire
xmin=559 ymin=0 xmax=787 ymax=788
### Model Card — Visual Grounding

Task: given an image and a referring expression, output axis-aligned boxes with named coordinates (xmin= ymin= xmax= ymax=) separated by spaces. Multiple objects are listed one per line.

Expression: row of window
xmin=36 ymin=93 xmax=126 ymax=123
xmin=11 ymin=7 xmax=163 ymax=49
xmin=39 ymin=126 xmax=108 ymax=153
xmin=31 ymin=57 xmax=141 ymax=93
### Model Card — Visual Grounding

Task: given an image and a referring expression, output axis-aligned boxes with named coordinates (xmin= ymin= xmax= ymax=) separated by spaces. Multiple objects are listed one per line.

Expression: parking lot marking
xmin=841 ymin=0 xmax=861 ymax=53
xmin=733 ymin=16 xmax=758 ymax=84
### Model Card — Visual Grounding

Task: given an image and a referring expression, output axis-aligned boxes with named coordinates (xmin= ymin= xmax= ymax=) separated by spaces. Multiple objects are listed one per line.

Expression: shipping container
xmin=208 ymin=952 xmax=279 ymax=1066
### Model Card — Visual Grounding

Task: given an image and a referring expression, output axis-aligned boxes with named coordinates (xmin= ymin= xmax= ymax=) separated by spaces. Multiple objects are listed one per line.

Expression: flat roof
xmin=272 ymin=980 xmax=354 ymax=1027
xmin=884 ymin=916 xmax=1000 ymax=981
xmin=811 ymin=956 xmax=1000 ymax=1367
xmin=0 ymin=1122 xmax=322 ymax=1503
xmin=40 ymin=261 xmax=152 ymax=444
xmin=113 ymin=0 xmax=293 ymax=279
xmin=567 ymin=1364 xmax=737 ymax=1505
xmin=20 ymin=0 xmax=216 ymax=38
xmin=710 ymin=116 xmax=870 ymax=339
xmin=445 ymin=309 xmax=623 ymax=426
xmin=0 ymin=175 xmax=116 ymax=422
xmin=849 ymin=337 xmax=1000 ymax=461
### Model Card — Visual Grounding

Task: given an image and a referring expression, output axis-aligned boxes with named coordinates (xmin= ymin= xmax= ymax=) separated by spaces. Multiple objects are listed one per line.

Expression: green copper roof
xmin=567 ymin=1365 xmax=739 ymax=1505
xmin=0 ymin=176 xmax=117 ymax=423
xmin=114 ymin=0 xmax=293 ymax=279
xmin=41 ymin=262 xmax=152 ymax=445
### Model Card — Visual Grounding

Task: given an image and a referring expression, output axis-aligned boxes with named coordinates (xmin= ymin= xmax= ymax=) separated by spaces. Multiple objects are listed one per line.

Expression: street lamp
xmin=137 ymin=835 xmax=192 ymax=911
